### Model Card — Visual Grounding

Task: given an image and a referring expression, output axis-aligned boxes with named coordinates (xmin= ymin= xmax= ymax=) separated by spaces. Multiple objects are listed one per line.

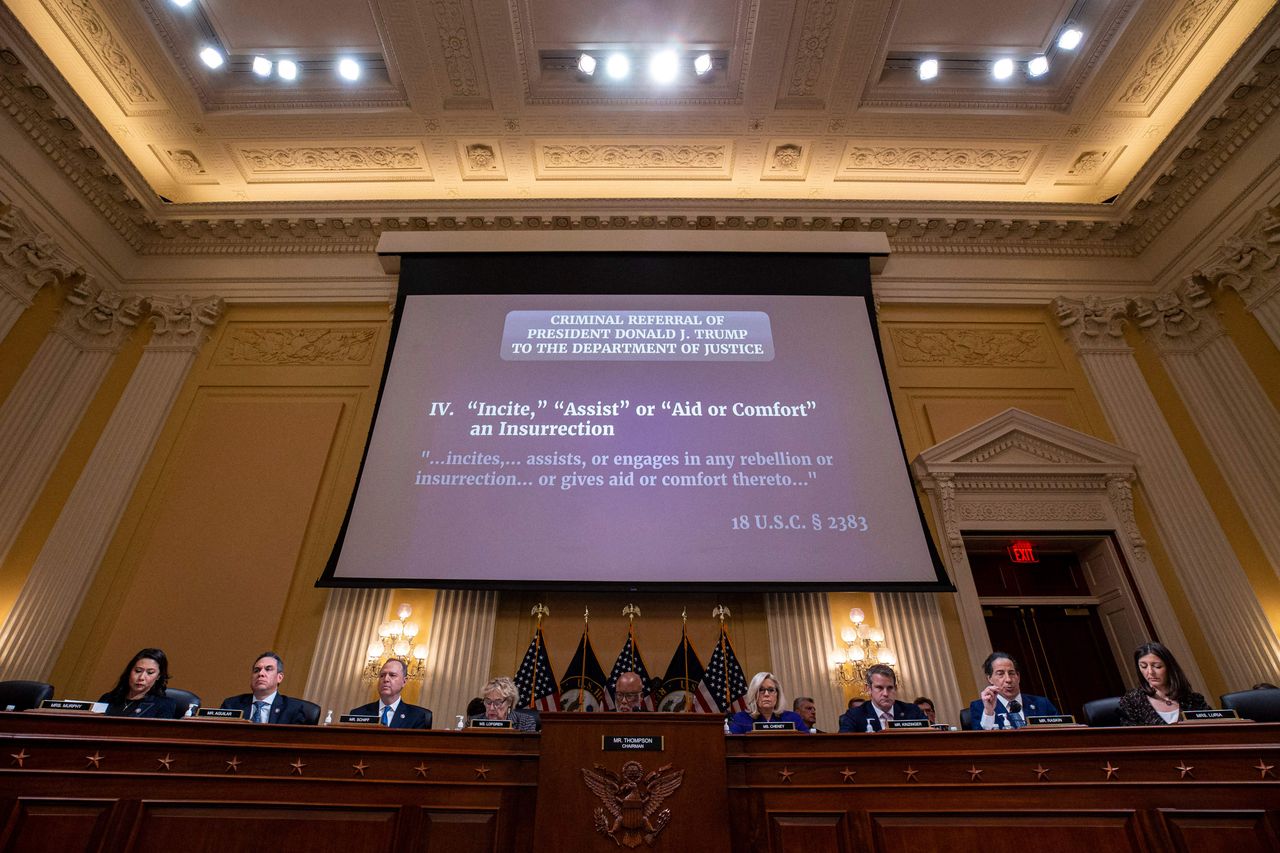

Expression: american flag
xmin=559 ymin=628 xmax=611 ymax=711
xmin=655 ymin=625 xmax=718 ymax=713
xmin=698 ymin=624 xmax=749 ymax=714
xmin=606 ymin=631 xmax=655 ymax=711
xmin=514 ymin=626 xmax=560 ymax=712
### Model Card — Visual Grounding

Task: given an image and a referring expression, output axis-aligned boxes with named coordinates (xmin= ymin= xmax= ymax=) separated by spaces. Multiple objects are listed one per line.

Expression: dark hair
xmin=983 ymin=652 xmax=1019 ymax=677
xmin=913 ymin=696 xmax=934 ymax=708
xmin=1133 ymin=642 xmax=1193 ymax=701
xmin=792 ymin=696 xmax=815 ymax=710
xmin=107 ymin=648 xmax=169 ymax=700
xmin=253 ymin=651 xmax=284 ymax=673
xmin=380 ymin=657 xmax=407 ymax=678
xmin=1253 ymin=682 xmax=1278 ymax=690
xmin=466 ymin=696 xmax=485 ymax=717
xmin=864 ymin=663 xmax=896 ymax=687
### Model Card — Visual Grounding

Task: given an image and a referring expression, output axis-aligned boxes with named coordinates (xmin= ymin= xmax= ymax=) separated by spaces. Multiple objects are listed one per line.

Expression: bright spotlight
xmin=198 ymin=47 xmax=224 ymax=69
xmin=170 ymin=0 xmax=193 ymax=6
xmin=277 ymin=60 xmax=298 ymax=80
xmin=577 ymin=53 xmax=596 ymax=75
xmin=649 ymin=50 xmax=679 ymax=84
xmin=252 ymin=56 xmax=272 ymax=77
xmin=918 ymin=59 xmax=938 ymax=80
xmin=694 ymin=53 xmax=712 ymax=76
xmin=992 ymin=58 xmax=1014 ymax=80
xmin=605 ymin=53 xmax=630 ymax=80
xmin=338 ymin=58 xmax=361 ymax=81
xmin=1058 ymin=28 xmax=1083 ymax=50
xmin=1028 ymin=55 xmax=1049 ymax=77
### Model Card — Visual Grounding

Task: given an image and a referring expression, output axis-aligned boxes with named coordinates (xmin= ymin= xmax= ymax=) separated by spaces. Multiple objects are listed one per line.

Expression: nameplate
xmin=1181 ymin=708 xmax=1238 ymax=722
xmin=194 ymin=708 xmax=245 ymax=720
xmin=1027 ymin=714 xmax=1076 ymax=726
xmin=470 ymin=719 xmax=513 ymax=729
xmin=753 ymin=721 xmax=797 ymax=732
xmin=339 ymin=714 xmax=378 ymax=725
xmin=39 ymin=700 xmax=98 ymax=713
xmin=885 ymin=718 xmax=930 ymax=729
xmin=603 ymin=735 xmax=664 ymax=751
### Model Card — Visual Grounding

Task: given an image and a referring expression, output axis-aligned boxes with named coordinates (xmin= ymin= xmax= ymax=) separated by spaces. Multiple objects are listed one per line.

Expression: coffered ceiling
xmin=1 ymin=0 xmax=1278 ymax=256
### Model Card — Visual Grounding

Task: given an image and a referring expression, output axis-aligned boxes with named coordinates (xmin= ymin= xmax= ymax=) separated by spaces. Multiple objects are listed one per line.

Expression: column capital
xmin=145 ymin=295 xmax=224 ymax=352
xmin=0 ymin=201 xmax=83 ymax=307
xmin=54 ymin=280 xmax=146 ymax=350
xmin=1194 ymin=203 xmax=1280 ymax=311
xmin=1132 ymin=281 xmax=1224 ymax=354
xmin=1052 ymin=296 xmax=1132 ymax=354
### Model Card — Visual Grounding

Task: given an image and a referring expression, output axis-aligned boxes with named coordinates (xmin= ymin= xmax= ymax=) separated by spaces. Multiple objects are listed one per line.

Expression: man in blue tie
xmin=967 ymin=651 xmax=1059 ymax=730
xmin=349 ymin=659 xmax=432 ymax=729
xmin=220 ymin=652 xmax=316 ymax=724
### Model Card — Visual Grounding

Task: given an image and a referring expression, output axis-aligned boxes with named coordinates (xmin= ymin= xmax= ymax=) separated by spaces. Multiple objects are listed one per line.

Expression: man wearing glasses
xmin=613 ymin=671 xmax=648 ymax=712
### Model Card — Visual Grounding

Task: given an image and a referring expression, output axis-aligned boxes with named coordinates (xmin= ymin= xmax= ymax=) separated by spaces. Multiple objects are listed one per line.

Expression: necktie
xmin=251 ymin=700 xmax=265 ymax=723
xmin=880 ymin=711 xmax=891 ymax=729
xmin=381 ymin=705 xmax=392 ymax=726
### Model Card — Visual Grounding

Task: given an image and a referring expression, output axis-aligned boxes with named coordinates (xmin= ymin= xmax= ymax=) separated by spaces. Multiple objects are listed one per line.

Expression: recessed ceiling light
xmin=277 ymin=59 xmax=298 ymax=80
xmin=1058 ymin=28 xmax=1083 ymax=50
xmin=605 ymin=53 xmax=630 ymax=80
xmin=338 ymin=58 xmax=360 ymax=81
xmin=694 ymin=53 xmax=712 ymax=76
xmin=918 ymin=58 xmax=938 ymax=81
xmin=992 ymin=58 xmax=1014 ymax=80
xmin=649 ymin=50 xmax=679 ymax=84
xmin=170 ymin=0 xmax=193 ymax=6
xmin=1028 ymin=56 xmax=1049 ymax=77
xmin=198 ymin=47 xmax=224 ymax=69
xmin=252 ymin=56 xmax=272 ymax=77
xmin=577 ymin=53 xmax=596 ymax=75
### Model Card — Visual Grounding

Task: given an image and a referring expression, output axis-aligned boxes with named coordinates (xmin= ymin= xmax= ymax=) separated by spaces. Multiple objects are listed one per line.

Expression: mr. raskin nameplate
xmin=471 ymin=719 xmax=513 ymax=729
xmin=1027 ymin=714 xmax=1076 ymax=726
xmin=39 ymin=699 xmax=95 ymax=712
xmin=194 ymin=707 xmax=245 ymax=720
xmin=753 ymin=721 xmax=797 ymax=732
xmin=339 ymin=714 xmax=379 ymax=725
xmin=1182 ymin=708 xmax=1239 ymax=721
xmin=603 ymin=735 xmax=664 ymax=751
xmin=885 ymin=718 xmax=930 ymax=730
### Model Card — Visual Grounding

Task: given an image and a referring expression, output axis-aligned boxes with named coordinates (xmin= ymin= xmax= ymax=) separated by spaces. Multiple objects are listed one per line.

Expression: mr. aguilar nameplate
xmin=885 ymin=718 xmax=931 ymax=730
xmin=194 ymin=707 xmax=244 ymax=720
xmin=39 ymin=699 xmax=96 ymax=712
xmin=1181 ymin=708 xmax=1239 ymax=721
xmin=471 ymin=719 xmax=513 ymax=729
xmin=339 ymin=714 xmax=378 ymax=725
xmin=602 ymin=735 xmax=664 ymax=751
xmin=1027 ymin=714 xmax=1077 ymax=726
xmin=753 ymin=721 xmax=797 ymax=732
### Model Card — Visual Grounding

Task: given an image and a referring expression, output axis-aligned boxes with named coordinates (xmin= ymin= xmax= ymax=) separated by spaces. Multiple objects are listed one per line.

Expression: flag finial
xmin=712 ymin=604 xmax=731 ymax=624
xmin=531 ymin=603 xmax=549 ymax=623
xmin=622 ymin=603 xmax=640 ymax=622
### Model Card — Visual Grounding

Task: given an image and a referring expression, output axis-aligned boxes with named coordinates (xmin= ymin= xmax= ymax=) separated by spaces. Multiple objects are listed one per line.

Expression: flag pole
xmin=577 ymin=607 xmax=590 ymax=712
xmin=529 ymin=603 xmax=548 ymax=710
xmin=681 ymin=608 xmax=690 ymax=713
xmin=713 ymin=604 xmax=731 ymax=712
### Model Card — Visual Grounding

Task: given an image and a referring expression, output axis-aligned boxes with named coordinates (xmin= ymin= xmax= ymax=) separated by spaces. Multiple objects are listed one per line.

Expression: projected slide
xmin=327 ymin=286 xmax=944 ymax=588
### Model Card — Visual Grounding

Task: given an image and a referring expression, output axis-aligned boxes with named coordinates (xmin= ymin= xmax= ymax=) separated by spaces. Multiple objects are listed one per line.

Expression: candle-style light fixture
xmin=363 ymin=602 xmax=428 ymax=682
xmin=829 ymin=607 xmax=897 ymax=688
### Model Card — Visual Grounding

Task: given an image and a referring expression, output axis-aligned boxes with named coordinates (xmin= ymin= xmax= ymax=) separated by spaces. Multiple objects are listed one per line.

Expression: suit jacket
xmin=349 ymin=699 xmax=432 ymax=729
xmin=839 ymin=699 xmax=927 ymax=732
xmin=98 ymin=692 xmax=179 ymax=719
xmin=966 ymin=693 xmax=1058 ymax=730
xmin=221 ymin=692 xmax=315 ymax=725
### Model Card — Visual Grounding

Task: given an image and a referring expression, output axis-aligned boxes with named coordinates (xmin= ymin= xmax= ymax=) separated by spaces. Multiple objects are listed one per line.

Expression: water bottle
xmin=455 ymin=714 xmax=465 ymax=730
xmin=323 ymin=710 xmax=333 ymax=725
xmin=865 ymin=718 xmax=874 ymax=733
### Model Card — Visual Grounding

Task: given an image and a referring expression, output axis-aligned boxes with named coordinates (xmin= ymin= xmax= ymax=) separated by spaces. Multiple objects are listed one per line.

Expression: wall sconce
xmin=364 ymin=602 xmax=428 ymax=682
xmin=828 ymin=607 xmax=897 ymax=688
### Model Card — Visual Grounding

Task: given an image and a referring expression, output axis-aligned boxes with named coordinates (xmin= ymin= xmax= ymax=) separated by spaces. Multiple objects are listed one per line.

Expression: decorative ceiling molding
xmin=231 ymin=144 xmax=432 ymax=183
xmin=836 ymin=145 xmax=1040 ymax=182
xmin=43 ymin=0 xmax=166 ymax=114
xmin=1110 ymin=0 xmax=1231 ymax=116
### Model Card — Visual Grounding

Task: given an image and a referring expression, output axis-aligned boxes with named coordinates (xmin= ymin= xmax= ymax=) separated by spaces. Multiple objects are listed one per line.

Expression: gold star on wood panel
xmin=224 ymin=756 xmax=241 ymax=773
xmin=157 ymin=754 xmax=174 ymax=771
xmin=414 ymin=762 xmax=430 ymax=778
xmin=966 ymin=765 xmax=984 ymax=781
xmin=1102 ymin=762 xmax=1119 ymax=780
xmin=10 ymin=749 xmax=29 ymax=768
xmin=1033 ymin=764 xmax=1051 ymax=781
xmin=474 ymin=765 xmax=490 ymax=780
xmin=902 ymin=766 xmax=919 ymax=782
xmin=290 ymin=758 xmax=306 ymax=775
xmin=85 ymin=751 xmax=104 ymax=769
xmin=352 ymin=760 xmax=369 ymax=777
xmin=777 ymin=767 xmax=793 ymax=782
xmin=1255 ymin=760 xmax=1276 ymax=779
xmin=839 ymin=767 xmax=856 ymax=783
xmin=1175 ymin=761 xmax=1194 ymax=780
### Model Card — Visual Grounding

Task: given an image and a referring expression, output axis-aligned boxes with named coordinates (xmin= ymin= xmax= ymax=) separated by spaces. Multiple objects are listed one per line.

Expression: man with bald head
xmin=613 ymin=671 xmax=646 ymax=712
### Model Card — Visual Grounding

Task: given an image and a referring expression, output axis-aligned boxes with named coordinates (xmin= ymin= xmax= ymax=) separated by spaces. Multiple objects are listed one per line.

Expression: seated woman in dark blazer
xmin=727 ymin=672 xmax=810 ymax=734
xmin=98 ymin=648 xmax=179 ymax=719
xmin=1117 ymin=641 xmax=1209 ymax=725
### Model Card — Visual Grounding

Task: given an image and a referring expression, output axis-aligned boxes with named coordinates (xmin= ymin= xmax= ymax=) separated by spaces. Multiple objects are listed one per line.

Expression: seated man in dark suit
xmin=838 ymin=664 xmax=928 ymax=732
xmin=221 ymin=652 xmax=316 ymax=724
xmin=967 ymin=651 xmax=1059 ymax=729
xmin=349 ymin=658 xmax=431 ymax=728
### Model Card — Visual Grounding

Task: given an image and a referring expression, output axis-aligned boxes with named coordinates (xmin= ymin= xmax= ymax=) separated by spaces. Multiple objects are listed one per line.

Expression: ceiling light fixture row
xmin=196 ymin=48 xmax=359 ymax=82
xmin=576 ymin=49 xmax=716 ymax=82
xmin=917 ymin=26 xmax=1083 ymax=81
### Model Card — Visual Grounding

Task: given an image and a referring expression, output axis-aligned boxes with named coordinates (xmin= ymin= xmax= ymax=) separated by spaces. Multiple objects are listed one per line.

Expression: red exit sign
xmin=1007 ymin=540 xmax=1039 ymax=563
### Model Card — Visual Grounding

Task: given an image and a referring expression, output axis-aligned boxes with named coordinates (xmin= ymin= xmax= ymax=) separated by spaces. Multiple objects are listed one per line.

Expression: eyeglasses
xmin=483 ymin=698 xmax=508 ymax=707
xmin=757 ymin=686 xmax=778 ymax=693
xmin=616 ymin=692 xmax=643 ymax=701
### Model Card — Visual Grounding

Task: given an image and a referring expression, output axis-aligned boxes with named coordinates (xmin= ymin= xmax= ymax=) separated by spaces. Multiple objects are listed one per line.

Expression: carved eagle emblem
xmin=581 ymin=760 xmax=685 ymax=848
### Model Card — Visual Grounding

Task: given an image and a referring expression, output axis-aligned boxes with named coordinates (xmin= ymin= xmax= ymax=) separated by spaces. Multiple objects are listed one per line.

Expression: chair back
xmin=298 ymin=699 xmax=321 ymax=725
xmin=1220 ymin=688 xmax=1280 ymax=723
xmin=165 ymin=688 xmax=201 ymax=719
xmin=0 ymin=680 xmax=54 ymax=712
xmin=959 ymin=707 xmax=972 ymax=730
xmin=1082 ymin=696 xmax=1124 ymax=727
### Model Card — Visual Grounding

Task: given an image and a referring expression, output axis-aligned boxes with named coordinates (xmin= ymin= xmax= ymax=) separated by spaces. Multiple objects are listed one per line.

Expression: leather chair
xmin=0 ymin=680 xmax=54 ymax=711
xmin=165 ymin=688 xmax=201 ymax=719
xmin=1220 ymin=688 xmax=1280 ymax=723
xmin=297 ymin=699 xmax=322 ymax=725
xmin=959 ymin=707 xmax=972 ymax=730
xmin=1082 ymin=696 xmax=1124 ymax=727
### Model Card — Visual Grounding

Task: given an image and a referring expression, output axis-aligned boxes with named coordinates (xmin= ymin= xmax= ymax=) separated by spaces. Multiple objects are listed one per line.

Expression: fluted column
xmin=874 ymin=592 xmax=964 ymax=725
xmin=303 ymin=587 xmax=393 ymax=718
xmin=1134 ymin=286 xmax=1280 ymax=581
xmin=1194 ymin=203 xmax=1280 ymax=348
xmin=415 ymin=588 xmax=498 ymax=728
xmin=0 ymin=199 xmax=81 ymax=341
xmin=0 ymin=282 xmax=142 ymax=567
xmin=763 ymin=592 xmax=843 ymax=729
xmin=1055 ymin=297 xmax=1280 ymax=690
xmin=0 ymin=296 xmax=222 ymax=679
